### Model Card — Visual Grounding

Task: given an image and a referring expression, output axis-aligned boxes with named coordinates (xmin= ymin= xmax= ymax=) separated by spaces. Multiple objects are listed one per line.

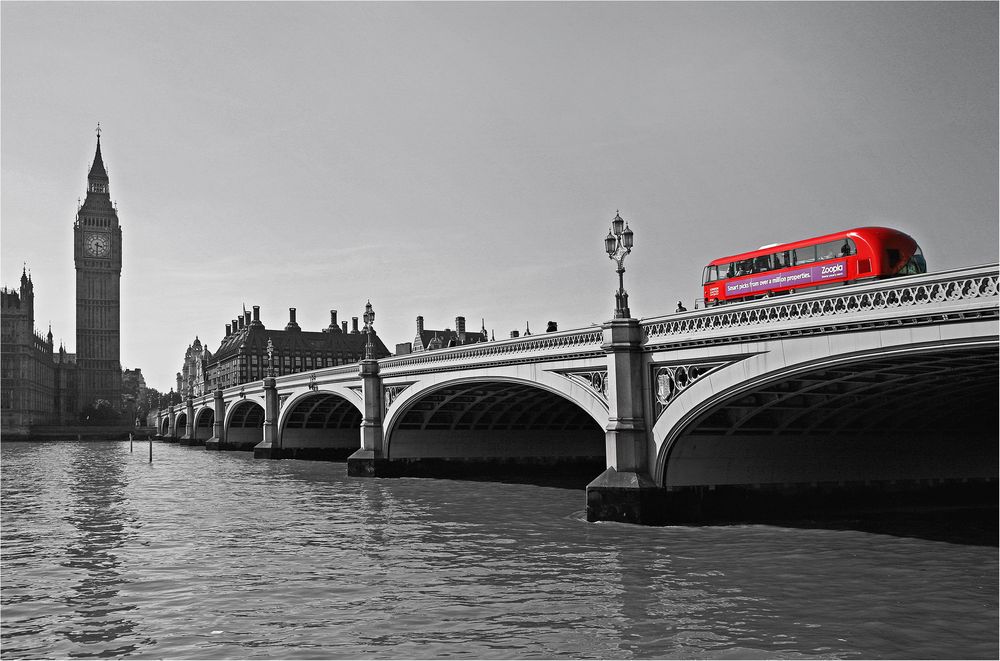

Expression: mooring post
xmin=130 ymin=432 xmax=133 ymax=452
xmin=149 ymin=437 xmax=153 ymax=463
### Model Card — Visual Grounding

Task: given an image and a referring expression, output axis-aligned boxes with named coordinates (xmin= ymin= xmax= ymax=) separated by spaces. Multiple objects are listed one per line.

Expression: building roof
xmin=416 ymin=328 xmax=487 ymax=350
xmin=210 ymin=322 xmax=389 ymax=365
xmin=89 ymin=135 xmax=108 ymax=181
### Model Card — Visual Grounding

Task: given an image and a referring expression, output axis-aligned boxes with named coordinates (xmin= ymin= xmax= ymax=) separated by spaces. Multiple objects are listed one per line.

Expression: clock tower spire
xmin=88 ymin=124 xmax=109 ymax=195
xmin=74 ymin=126 xmax=123 ymax=416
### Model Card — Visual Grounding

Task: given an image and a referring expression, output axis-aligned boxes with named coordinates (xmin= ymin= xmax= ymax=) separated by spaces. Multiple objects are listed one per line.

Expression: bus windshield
xmin=703 ymin=265 xmax=720 ymax=284
xmin=899 ymin=246 xmax=927 ymax=275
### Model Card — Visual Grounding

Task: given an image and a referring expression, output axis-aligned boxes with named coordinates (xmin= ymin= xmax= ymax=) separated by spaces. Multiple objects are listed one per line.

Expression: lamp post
xmin=604 ymin=211 xmax=635 ymax=319
xmin=266 ymin=338 xmax=276 ymax=377
xmin=363 ymin=300 xmax=375 ymax=360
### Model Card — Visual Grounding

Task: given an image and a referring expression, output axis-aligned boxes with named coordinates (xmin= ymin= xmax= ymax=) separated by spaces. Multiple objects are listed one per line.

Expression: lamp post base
xmin=614 ymin=289 xmax=630 ymax=319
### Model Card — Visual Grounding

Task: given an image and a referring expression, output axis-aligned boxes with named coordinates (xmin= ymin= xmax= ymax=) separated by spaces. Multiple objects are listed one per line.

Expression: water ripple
xmin=2 ymin=441 xmax=996 ymax=659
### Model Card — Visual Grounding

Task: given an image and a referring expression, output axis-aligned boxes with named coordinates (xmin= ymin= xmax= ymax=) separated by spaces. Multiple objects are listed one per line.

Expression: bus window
xmin=816 ymin=240 xmax=848 ymax=261
xmin=703 ymin=265 xmax=720 ymax=284
xmin=752 ymin=255 xmax=772 ymax=273
xmin=793 ymin=245 xmax=816 ymax=264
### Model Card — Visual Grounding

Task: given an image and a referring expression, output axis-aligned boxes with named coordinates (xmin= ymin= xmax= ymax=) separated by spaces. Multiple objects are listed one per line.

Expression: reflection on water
xmin=2 ymin=441 xmax=997 ymax=659
xmin=58 ymin=443 xmax=149 ymax=656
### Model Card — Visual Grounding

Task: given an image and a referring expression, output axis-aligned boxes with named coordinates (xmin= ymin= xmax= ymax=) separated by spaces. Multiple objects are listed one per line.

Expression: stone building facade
xmin=2 ymin=131 xmax=139 ymax=433
xmin=1 ymin=270 xmax=57 ymax=431
xmin=177 ymin=337 xmax=211 ymax=398
xmin=203 ymin=305 xmax=390 ymax=391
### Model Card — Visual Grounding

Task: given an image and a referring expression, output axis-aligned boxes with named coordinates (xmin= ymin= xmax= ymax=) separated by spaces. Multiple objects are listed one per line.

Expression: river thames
xmin=1 ymin=440 xmax=996 ymax=659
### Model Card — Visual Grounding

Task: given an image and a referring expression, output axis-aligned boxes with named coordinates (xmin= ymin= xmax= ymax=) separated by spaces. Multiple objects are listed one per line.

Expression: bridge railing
xmin=378 ymin=326 xmax=606 ymax=376
xmin=640 ymin=263 xmax=999 ymax=347
xmin=261 ymin=363 xmax=361 ymax=392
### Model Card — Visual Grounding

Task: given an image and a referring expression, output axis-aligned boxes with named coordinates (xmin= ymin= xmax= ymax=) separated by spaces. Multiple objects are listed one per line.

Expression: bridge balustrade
xmin=642 ymin=264 xmax=998 ymax=346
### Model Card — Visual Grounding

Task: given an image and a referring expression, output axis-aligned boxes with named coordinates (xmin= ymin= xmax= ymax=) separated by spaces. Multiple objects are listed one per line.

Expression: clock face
xmin=85 ymin=233 xmax=110 ymax=257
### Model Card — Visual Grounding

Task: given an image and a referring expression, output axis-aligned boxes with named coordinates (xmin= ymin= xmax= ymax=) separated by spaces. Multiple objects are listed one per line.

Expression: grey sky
xmin=2 ymin=1 xmax=997 ymax=391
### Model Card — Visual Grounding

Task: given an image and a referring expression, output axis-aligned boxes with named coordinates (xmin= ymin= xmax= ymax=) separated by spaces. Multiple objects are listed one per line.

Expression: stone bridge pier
xmin=584 ymin=317 xmax=664 ymax=524
xmin=336 ymin=315 xmax=671 ymax=523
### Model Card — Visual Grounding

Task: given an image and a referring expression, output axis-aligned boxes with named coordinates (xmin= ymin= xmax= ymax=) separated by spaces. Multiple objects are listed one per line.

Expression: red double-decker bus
xmin=702 ymin=227 xmax=926 ymax=306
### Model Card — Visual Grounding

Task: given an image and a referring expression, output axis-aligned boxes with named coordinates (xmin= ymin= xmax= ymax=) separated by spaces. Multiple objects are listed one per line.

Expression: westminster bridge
xmin=155 ymin=264 xmax=999 ymax=524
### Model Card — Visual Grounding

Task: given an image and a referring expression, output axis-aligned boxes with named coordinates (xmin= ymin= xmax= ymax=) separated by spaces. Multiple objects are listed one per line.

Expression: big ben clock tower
xmin=74 ymin=126 xmax=123 ymax=412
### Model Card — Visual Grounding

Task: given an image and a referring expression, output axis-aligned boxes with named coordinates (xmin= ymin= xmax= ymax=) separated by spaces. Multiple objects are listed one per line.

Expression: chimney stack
xmin=225 ymin=323 xmax=232 ymax=336
xmin=243 ymin=311 xmax=251 ymax=327
xmin=416 ymin=315 xmax=424 ymax=334
xmin=253 ymin=305 xmax=261 ymax=324
xmin=330 ymin=309 xmax=339 ymax=329
xmin=285 ymin=307 xmax=300 ymax=331
xmin=351 ymin=317 xmax=359 ymax=334
xmin=342 ymin=321 xmax=348 ymax=334
xmin=510 ymin=330 xmax=520 ymax=338
xmin=456 ymin=316 xmax=466 ymax=342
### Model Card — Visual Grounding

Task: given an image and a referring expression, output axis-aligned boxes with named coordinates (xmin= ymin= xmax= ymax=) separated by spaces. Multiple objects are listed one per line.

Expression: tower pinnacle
xmin=88 ymin=127 xmax=109 ymax=193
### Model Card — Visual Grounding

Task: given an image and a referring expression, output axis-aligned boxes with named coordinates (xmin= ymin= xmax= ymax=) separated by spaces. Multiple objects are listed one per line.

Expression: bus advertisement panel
xmin=724 ymin=260 xmax=847 ymax=297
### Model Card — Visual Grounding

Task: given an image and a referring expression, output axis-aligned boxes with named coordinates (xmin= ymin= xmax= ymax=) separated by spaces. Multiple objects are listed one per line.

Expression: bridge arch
xmin=159 ymin=416 xmax=170 ymax=436
xmin=193 ymin=406 xmax=215 ymax=442
xmin=224 ymin=399 xmax=265 ymax=451
xmin=174 ymin=411 xmax=188 ymax=439
xmin=276 ymin=390 xmax=364 ymax=460
xmin=383 ymin=375 xmax=606 ymax=475
xmin=652 ymin=338 xmax=998 ymax=494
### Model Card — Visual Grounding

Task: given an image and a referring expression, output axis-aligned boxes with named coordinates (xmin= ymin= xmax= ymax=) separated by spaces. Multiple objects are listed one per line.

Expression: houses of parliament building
xmin=1 ymin=131 xmax=141 ymax=434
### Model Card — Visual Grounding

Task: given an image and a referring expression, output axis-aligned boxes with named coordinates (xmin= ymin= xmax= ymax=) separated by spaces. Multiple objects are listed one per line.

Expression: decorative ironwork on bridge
xmin=651 ymin=361 xmax=729 ymax=419
xmin=384 ymin=383 xmax=414 ymax=412
xmin=379 ymin=329 xmax=604 ymax=375
xmin=642 ymin=267 xmax=999 ymax=346
xmin=559 ymin=370 xmax=609 ymax=404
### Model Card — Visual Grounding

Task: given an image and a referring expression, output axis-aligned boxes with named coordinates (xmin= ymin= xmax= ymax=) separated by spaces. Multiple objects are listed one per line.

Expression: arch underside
xmin=278 ymin=393 xmax=362 ymax=460
xmin=663 ymin=345 xmax=998 ymax=499
xmin=194 ymin=409 xmax=214 ymax=441
xmin=225 ymin=400 xmax=264 ymax=451
xmin=174 ymin=412 xmax=187 ymax=437
xmin=388 ymin=381 xmax=605 ymax=472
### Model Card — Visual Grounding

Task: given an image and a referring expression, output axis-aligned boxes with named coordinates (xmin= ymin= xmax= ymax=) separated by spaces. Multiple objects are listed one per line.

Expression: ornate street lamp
xmin=363 ymin=300 xmax=375 ymax=360
xmin=604 ymin=210 xmax=635 ymax=318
